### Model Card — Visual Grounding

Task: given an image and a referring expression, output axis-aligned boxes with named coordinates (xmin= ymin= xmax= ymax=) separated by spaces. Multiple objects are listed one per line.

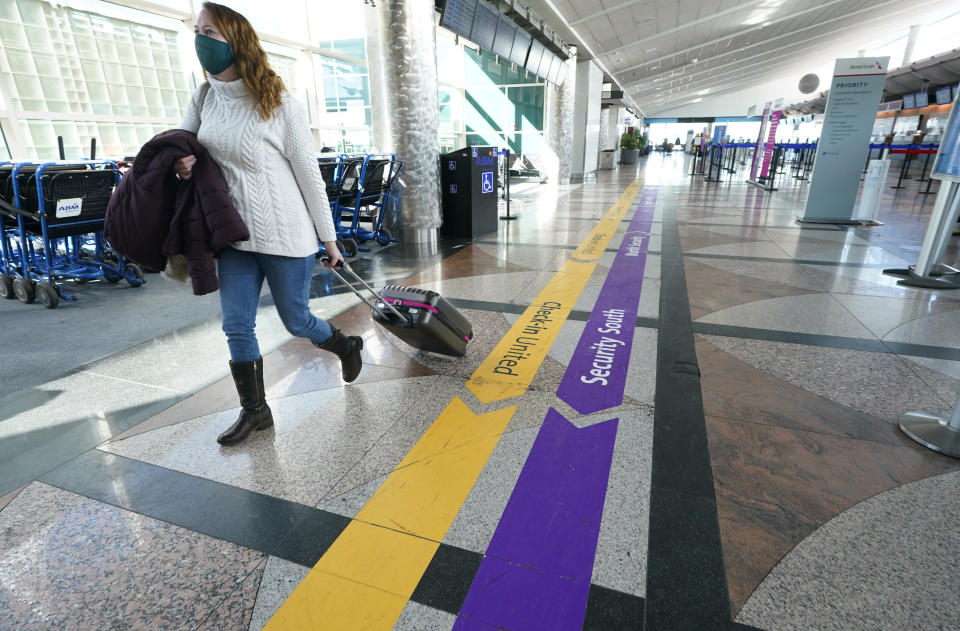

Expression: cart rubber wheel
xmin=376 ymin=229 xmax=392 ymax=246
xmin=103 ymin=268 xmax=122 ymax=283
xmin=12 ymin=277 xmax=35 ymax=304
xmin=36 ymin=283 xmax=59 ymax=309
xmin=126 ymin=264 xmax=144 ymax=287
xmin=342 ymin=237 xmax=359 ymax=257
xmin=0 ymin=273 xmax=13 ymax=299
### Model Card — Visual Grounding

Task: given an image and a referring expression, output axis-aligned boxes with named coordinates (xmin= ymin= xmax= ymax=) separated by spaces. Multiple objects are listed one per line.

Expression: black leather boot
xmin=313 ymin=328 xmax=363 ymax=383
xmin=218 ymin=357 xmax=274 ymax=445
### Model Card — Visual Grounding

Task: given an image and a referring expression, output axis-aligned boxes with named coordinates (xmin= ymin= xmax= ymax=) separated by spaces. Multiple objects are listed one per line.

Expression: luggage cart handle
xmin=320 ymin=257 xmax=407 ymax=321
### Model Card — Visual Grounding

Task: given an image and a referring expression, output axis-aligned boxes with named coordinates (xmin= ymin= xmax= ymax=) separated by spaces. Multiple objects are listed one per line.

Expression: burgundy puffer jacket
xmin=104 ymin=129 xmax=249 ymax=295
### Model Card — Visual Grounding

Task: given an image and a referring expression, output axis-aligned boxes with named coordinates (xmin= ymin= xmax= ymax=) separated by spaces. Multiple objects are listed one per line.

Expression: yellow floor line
xmin=265 ymin=179 xmax=643 ymax=631
xmin=467 ymin=180 xmax=643 ymax=403
xmin=265 ymin=399 xmax=515 ymax=630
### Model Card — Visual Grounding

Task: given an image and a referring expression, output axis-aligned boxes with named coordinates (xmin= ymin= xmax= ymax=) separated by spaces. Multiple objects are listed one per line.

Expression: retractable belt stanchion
xmin=915 ymin=145 xmax=940 ymax=195
xmin=883 ymin=180 xmax=960 ymax=289
xmin=886 ymin=92 xmax=960 ymax=458
xmin=757 ymin=145 xmax=782 ymax=191
xmin=499 ymin=148 xmax=516 ymax=221
xmin=899 ymin=390 xmax=960 ymax=458
xmin=917 ymin=148 xmax=934 ymax=182
xmin=889 ymin=146 xmax=914 ymax=190
xmin=706 ymin=144 xmax=725 ymax=182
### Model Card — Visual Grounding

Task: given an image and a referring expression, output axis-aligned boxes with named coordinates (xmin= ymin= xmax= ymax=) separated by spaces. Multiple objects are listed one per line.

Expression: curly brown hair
xmin=202 ymin=2 xmax=285 ymax=120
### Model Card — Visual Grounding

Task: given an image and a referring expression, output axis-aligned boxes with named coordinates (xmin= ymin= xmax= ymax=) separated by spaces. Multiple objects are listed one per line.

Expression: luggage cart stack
xmin=0 ymin=160 xmax=143 ymax=309
xmin=336 ymin=153 xmax=402 ymax=249
xmin=317 ymin=154 xmax=364 ymax=258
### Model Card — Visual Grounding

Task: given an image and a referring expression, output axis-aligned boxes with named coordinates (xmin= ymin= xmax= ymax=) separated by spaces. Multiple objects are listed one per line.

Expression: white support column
xmin=902 ymin=24 xmax=921 ymax=66
xmin=571 ymin=59 xmax=603 ymax=182
xmin=546 ymin=52 xmax=576 ymax=185
xmin=366 ymin=0 xmax=441 ymax=244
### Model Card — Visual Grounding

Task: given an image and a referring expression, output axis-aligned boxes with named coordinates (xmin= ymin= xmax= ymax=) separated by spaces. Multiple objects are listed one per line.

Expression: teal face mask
xmin=195 ymin=33 xmax=235 ymax=75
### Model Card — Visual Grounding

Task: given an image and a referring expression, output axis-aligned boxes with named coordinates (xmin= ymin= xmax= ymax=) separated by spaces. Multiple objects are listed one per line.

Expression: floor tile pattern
xmin=0 ymin=483 xmax=264 ymax=630
xmin=2 ymin=154 xmax=959 ymax=630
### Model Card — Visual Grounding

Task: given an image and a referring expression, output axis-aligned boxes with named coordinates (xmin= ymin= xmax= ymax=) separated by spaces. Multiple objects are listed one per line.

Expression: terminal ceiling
xmin=525 ymin=0 xmax=959 ymax=115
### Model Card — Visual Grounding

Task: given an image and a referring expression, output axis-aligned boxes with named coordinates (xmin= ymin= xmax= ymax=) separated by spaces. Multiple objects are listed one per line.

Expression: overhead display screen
xmin=539 ymin=53 xmax=556 ymax=81
xmin=509 ymin=28 xmax=532 ymax=67
xmin=914 ymin=91 xmax=929 ymax=108
xmin=526 ymin=39 xmax=545 ymax=74
xmin=936 ymin=86 xmax=952 ymax=105
xmin=469 ymin=0 xmax=498 ymax=51
xmin=440 ymin=0 xmax=478 ymax=39
xmin=539 ymin=51 xmax=556 ymax=80
xmin=902 ymin=93 xmax=916 ymax=109
xmin=549 ymin=56 xmax=564 ymax=84
xmin=492 ymin=15 xmax=515 ymax=58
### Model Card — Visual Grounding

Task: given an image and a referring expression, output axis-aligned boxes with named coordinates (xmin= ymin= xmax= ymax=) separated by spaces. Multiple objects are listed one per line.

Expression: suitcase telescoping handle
xmin=320 ymin=257 xmax=408 ymax=321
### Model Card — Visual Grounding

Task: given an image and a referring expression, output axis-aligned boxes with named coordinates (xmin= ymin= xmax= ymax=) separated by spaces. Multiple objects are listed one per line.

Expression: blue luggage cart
xmin=336 ymin=153 xmax=402 ymax=247
xmin=0 ymin=160 xmax=143 ymax=308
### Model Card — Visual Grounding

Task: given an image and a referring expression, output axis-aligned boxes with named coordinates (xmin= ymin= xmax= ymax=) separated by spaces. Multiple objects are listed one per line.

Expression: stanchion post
xmin=884 ymin=181 xmax=960 ymax=288
xmin=920 ymin=172 xmax=937 ymax=196
xmin=900 ymin=389 xmax=960 ymax=458
xmin=917 ymin=149 xmax=933 ymax=183
xmin=891 ymin=151 xmax=910 ymax=189
xmin=500 ymin=148 xmax=516 ymax=221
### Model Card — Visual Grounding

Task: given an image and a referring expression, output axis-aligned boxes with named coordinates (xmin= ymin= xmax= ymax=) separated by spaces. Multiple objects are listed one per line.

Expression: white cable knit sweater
xmin=179 ymin=77 xmax=336 ymax=258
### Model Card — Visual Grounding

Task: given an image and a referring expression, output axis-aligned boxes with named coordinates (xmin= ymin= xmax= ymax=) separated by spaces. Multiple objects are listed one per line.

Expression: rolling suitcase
xmin=323 ymin=258 xmax=473 ymax=357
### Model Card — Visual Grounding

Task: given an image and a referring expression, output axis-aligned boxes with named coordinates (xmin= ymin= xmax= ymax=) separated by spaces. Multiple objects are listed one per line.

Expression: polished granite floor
xmin=1 ymin=154 xmax=959 ymax=630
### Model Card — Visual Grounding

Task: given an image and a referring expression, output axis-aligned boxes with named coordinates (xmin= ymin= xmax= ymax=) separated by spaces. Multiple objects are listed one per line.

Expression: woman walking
xmin=177 ymin=2 xmax=362 ymax=445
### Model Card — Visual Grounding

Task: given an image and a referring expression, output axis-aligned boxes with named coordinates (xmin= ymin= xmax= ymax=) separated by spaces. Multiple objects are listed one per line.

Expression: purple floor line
xmin=453 ymin=409 xmax=618 ymax=631
xmin=557 ymin=191 xmax=658 ymax=415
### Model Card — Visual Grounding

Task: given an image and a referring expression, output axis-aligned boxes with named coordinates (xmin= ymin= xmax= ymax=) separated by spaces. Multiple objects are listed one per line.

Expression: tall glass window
xmin=0 ymin=0 xmax=191 ymax=158
xmin=463 ymin=47 xmax=546 ymax=158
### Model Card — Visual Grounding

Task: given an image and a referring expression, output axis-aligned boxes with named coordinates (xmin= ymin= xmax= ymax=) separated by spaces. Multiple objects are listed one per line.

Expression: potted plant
xmin=638 ymin=134 xmax=649 ymax=156
xmin=620 ymin=131 xmax=639 ymax=164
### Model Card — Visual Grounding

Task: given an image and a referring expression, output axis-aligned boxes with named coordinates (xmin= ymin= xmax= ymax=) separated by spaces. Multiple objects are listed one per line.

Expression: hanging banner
xmin=748 ymin=104 xmax=771 ymax=181
xmin=758 ymin=110 xmax=782 ymax=179
xmin=800 ymin=57 xmax=890 ymax=223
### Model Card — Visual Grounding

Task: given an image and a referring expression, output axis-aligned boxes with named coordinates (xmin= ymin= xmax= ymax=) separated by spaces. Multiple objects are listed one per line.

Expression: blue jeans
xmin=218 ymin=248 xmax=333 ymax=362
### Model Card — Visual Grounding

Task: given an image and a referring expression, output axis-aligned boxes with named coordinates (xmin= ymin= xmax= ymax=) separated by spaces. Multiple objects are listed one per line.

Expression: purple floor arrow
xmin=556 ymin=190 xmax=658 ymax=415
xmin=453 ymin=409 xmax=618 ymax=631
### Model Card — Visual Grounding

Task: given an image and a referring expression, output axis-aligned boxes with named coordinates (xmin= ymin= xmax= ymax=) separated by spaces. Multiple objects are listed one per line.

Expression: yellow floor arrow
xmin=265 ymin=398 xmax=516 ymax=630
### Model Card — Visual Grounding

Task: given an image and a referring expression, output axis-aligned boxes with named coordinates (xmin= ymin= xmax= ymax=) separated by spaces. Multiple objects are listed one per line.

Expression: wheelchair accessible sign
xmin=481 ymin=171 xmax=494 ymax=194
